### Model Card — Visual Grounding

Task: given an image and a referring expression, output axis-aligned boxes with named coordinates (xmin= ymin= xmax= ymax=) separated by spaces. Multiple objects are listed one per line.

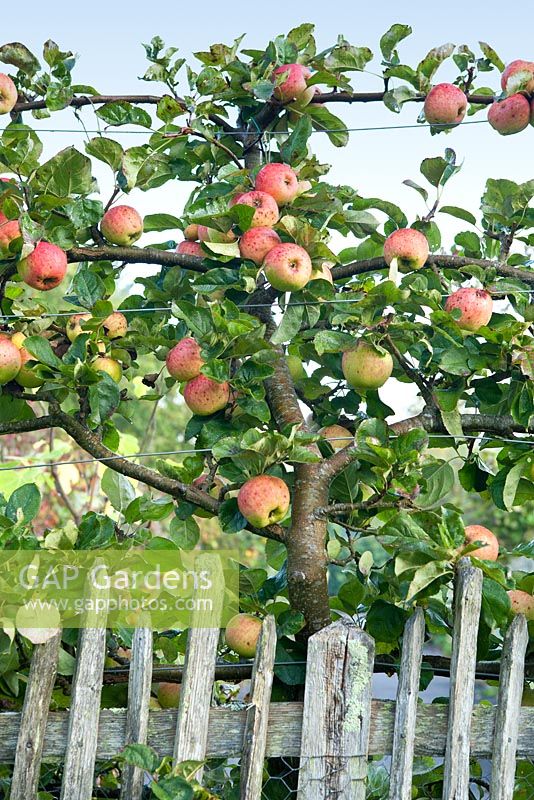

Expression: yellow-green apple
xmin=507 ymin=589 xmax=534 ymax=620
xmin=501 ymin=60 xmax=534 ymax=94
xmin=225 ymin=613 xmax=263 ymax=658
xmin=463 ymin=524 xmax=499 ymax=561
xmin=157 ymin=682 xmax=181 ymax=708
xmin=177 ymin=240 xmax=203 ymax=257
xmin=488 ymin=94 xmax=530 ymax=134
xmin=149 ymin=697 xmax=162 ymax=710
xmin=10 ymin=331 xmax=25 ymax=349
xmin=101 ymin=205 xmax=143 ymax=246
xmin=319 ymin=424 xmax=353 ymax=450
xmin=383 ymin=228 xmax=429 ymax=272
xmin=286 ymin=353 xmax=306 ymax=382
xmin=271 ymin=63 xmax=311 ymax=102
xmin=237 ymin=474 xmax=290 ymax=528
xmin=310 ymin=262 xmax=334 ymax=285
xmin=239 ymin=227 xmax=281 ymax=265
xmin=254 ymin=163 xmax=299 ymax=205
xmin=263 ymin=243 xmax=312 ymax=291
xmin=184 ymin=223 xmax=199 ymax=241
xmin=342 ymin=341 xmax=394 ymax=390
xmin=17 ymin=242 xmax=68 ymax=291
xmin=66 ymin=313 xmax=92 ymax=342
xmin=424 ymin=83 xmax=467 ymax=127
xmin=234 ymin=191 xmax=279 ymax=227
xmin=0 ymin=215 xmax=21 ymax=254
xmin=93 ymin=356 xmax=122 ymax=382
xmin=445 ymin=288 xmax=493 ymax=332
xmin=0 ymin=74 xmax=17 ymax=114
xmin=183 ymin=374 xmax=230 ymax=416
xmin=197 ymin=225 xmax=236 ymax=243
xmin=166 ymin=337 xmax=204 ymax=381
xmin=103 ymin=311 xmax=127 ymax=339
xmin=15 ymin=345 xmax=43 ymax=388
xmin=0 ymin=336 xmax=21 ymax=384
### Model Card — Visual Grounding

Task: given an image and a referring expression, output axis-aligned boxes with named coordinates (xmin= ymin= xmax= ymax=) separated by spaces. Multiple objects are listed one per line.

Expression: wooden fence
xmin=2 ymin=559 xmax=533 ymax=800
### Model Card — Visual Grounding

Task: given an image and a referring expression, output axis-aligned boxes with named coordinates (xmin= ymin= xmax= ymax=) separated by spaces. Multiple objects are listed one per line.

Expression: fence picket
xmin=389 ymin=607 xmax=425 ymax=800
xmin=119 ymin=626 xmax=153 ymax=800
xmin=491 ymin=614 xmax=529 ymax=800
xmin=240 ymin=615 xmax=277 ymax=800
xmin=442 ymin=559 xmax=483 ymax=800
xmin=10 ymin=631 xmax=61 ymax=800
xmin=297 ymin=620 xmax=374 ymax=800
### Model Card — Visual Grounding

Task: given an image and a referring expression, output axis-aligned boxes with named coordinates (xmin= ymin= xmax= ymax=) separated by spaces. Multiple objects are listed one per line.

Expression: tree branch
xmin=67 ymin=246 xmax=209 ymax=273
xmin=312 ymin=91 xmax=495 ymax=106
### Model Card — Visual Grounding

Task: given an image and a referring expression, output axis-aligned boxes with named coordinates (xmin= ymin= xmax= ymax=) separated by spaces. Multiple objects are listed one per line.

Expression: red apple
xmin=157 ymin=682 xmax=181 ymax=708
xmin=271 ymin=64 xmax=311 ymax=103
xmin=15 ymin=344 xmax=43 ymax=388
xmin=183 ymin=374 xmax=230 ymax=416
xmin=103 ymin=312 xmax=127 ymax=339
xmin=239 ymin=227 xmax=281 ymax=265
xmin=424 ymin=83 xmax=467 ymax=127
xmin=507 ymin=589 xmax=534 ymax=620
xmin=254 ymin=163 xmax=299 ymax=205
xmin=233 ymin=191 xmax=279 ymax=228
xmin=488 ymin=94 xmax=530 ymax=135
xmin=183 ymin=223 xmax=199 ymax=241
xmin=445 ymin=288 xmax=493 ymax=332
xmin=237 ymin=474 xmax=290 ymax=528
xmin=17 ymin=242 xmax=68 ymax=291
xmin=0 ymin=216 xmax=21 ymax=254
xmin=383 ymin=228 xmax=429 ymax=272
xmin=197 ymin=225 xmax=236 ymax=243
xmin=0 ymin=74 xmax=17 ymax=114
xmin=93 ymin=356 xmax=122 ymax=382
xmin=0 ymin=336 xmax=21 ymax=384
xmin=225 ymin=613 xmax=262 ymax=658
xmin=101 ymin=205 xmax=143 ymax=246
xmin=166 ymin=337 xmax=204 ymax=381
xmin=177 ymin=240 xmax=204 ymax=257
xmin=463 ymin=524 xmax=499 ymax=561
xmin=342 ymin=341 xmax=394 ymax=390
xmin=501 ymin=60 xmax=534 ymax=94
xmin=263 ymin=243 xmax=312 ymax=291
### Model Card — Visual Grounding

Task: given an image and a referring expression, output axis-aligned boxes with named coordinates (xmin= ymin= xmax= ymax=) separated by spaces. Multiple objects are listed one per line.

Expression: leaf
xmin=407 ymin=561 xmax=452 ymax=601
xmin=380 ymin=24 xmax=413 ymax=60
xmin=439 ymin=205 xmax=477 ymax=226
xmin=270 ymin=304 xmax=305 ymax=344
xmin=439 ymin=408 xmax=463 ymax=437
xmin=68 ymin=267 xmax=106 ymax=309
xmin=86 ymin=137 xmax=123 ymax=171
xmin=481 ymin=577 xmax=510 ymax=627
xmin=101 ymin=469 xmax=136 ymax=513
xmin=402 ymin=180 xmax=429 ymax=202
xmin=366 ymin=600 xmax=407 ymax=643
xmin=479 ymin=41 xmax=505 ymax=72
xmin=33 ymin=147 xmax=94 ymax=197
xmin=143 ymin=213 xmax=182 ymax=232
xmin=306 ymin=106 xmax=349 ymax=147
xmin=218 ymin=497 xmax=247 ymax=533
xmin=0 ymin=42 xmax=40 ymax=75
xmin=77 ymin=512 xmax=115 ymax=549
xmin=280 ymin=116 xmax=312 ymax=166
xmin=416 ymin=461 xmax=455 ymax=508
xmin=314 ymin=330 xmax=355 ymax=355
xmin=169 ymin=517 xmax=200 ymax=549
xmin=88 ymin=374 xmax=120 ymax=426
xmin=120 ymin=743 xmax=160 ymax=773
xmin=23 ymin=336 xmax=62 ymax=369
xmin=324 ymin=43 xmax=373 ymax=72
xmin=502 ymin=461 xmax=525 ymax=510
xmin=417 ymin=43 xmax=455 ymax=86
xmin=96 ymin=101 xmax=152 ymax=128
xmin=5 ymin=484 xmax=41 ymax=523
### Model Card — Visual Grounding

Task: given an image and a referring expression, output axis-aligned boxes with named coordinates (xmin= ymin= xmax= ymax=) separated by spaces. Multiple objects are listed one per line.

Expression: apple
xmin=233 ymin=191 xmax=279 ymax=227
xmin=319 ymin=424 xmax=354 ymax=451
xmin=183 ymin=374 xmax=230 ymax=416
xmin=238 ymin=227 xmax=281 ymax=265
xmin=166 ymin=337 xmax=204 ymax=381
xmin=100 ymin=205 xmax=143 ymax=246
xmin=237 ymin=474 xmax=290 ymax=528
xmin=488 ymin=94 xmax=530 ymax=135
xmin=507 ymin=589 xmax=534 ymax=620
xmin=0 ymin=74 xmax=17 ymax=115
xmin=501 ymin=60 xmax=534 ymax=94
xmin=15 ymin=345 xmax=43 ymax=388
xmin=271 ymin=63 xmax=311 ymax=103
xmin=184 ymin=223 xmax=199 ymax=241
xmin=424 ymin=83 xmax=467 ymax=127
xmin=11 ymin=331 xmax=26 ymax=349
xmin=286 ymin=354 xmax=307 ymax=382
xmin=0 ymin=216 xmax=21 ymax=254
xmin=445 ymin=288 xmax=493 ymax=332
xmin=177 ymin=240 xmax=204 ymax=257
xmin=228 ymin=192 xmax=246 ymax=207
xmin=192 ymin=474 xmax=224 ymax=518
xmin=296 ymin=179 xmax=313 ymax=196
xmin=197 ymin=225 xmax=236 ymax=243
xmin=157 ymin=682 xmax=181 ymax=709
xmin=225 ymin=613 xmax=263 ymax=658
xmin=17 ymin=242 xmax=68 ymax=291
xmin=463 ymin=524 xmax=499 ymax=561
xmin=383 ymin=228 xmax=429 ymax=272
xmin=0 ymin=336 xmax=21 ymax=384
xmin=103 ymin=311 xmax=127 ymax=339
xmin=254 ymin=163 xmax=299 ymax=205
xmin=92 ymin=356 xmax=122 ymax=383
xmin=263 ymin=243 xmax=312 ymax=291
xmin=310 ymin=263 xmax=334 ymax=285
xmin=342 ymin=341 xmax=394 ymax=391
xmin=66 ymin=313 xmax=92 ymax=342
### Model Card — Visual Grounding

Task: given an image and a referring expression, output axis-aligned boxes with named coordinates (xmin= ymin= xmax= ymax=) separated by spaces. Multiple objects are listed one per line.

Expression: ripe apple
xmin=103 ymin=311 xmax=127 ymax=339
xmin=233 ymin=191 xmax=279 ymax=228
xmin=310 ymin=263 xmax=334 ymax=285
xmin=11 ymin=331 xmax=26 ymax=349
xmin=0 ymin=216 xmax=21 ymax=254
xmin=271 ymin=63 xmax=312 ymax=103
xmin=225 ymin=613 xmax=263 ymax=658
xmin=286 ymin=354 xmax=306 ymax=382
xmin=237 ymin=474 xmax=290 ymax=528
xmin=383 ymin=228 xmax=429 ymax=272
xmin=488 ymin=94 xmax=531 ymax=135
xmin=0 ymin=74 xmax=17 ymax=114
xmin=157 ymin=682 xmax=181 ymax=709
xmin=228 ymin=192 xmax=246 ymax=207
xmin=15 ymin=345 xmax=44 ymax=388
xmin=342 ymin=341 xmax=393 ymax=390
xmin=319 ymin=424 xmax=354 ymax=451
xmin=238 ymin=227 xmax=281 ymax=265
xmin=166 ymin=338 xmax=204 ymax=381
xmin=263 ymin=243 xmax=312 ymax=291
xmin=254 ymin=163 xmax=299 ymax=205
xmin=424 ymin=83 xmax=467 ymax=127
xmin=501 ymin=60 xmax=534 ymax=94
xmin=507 ymin=589 xmax=534 ymax=620
xmin=445 ymin=288 xmax=493 ymax=332
xmin=177 ymin=240 xmax=204 ymax=257
xmin=197 ymin=225 xmax=236 ymax=243
xmin=92 ymin=356 xmax=122 ymax=382
xmin=0 ymin=336 xmax=21 ymax=384
xmin=183 ymin=374 xmax=230 ymax=416
xmin=101 ymin=205 xmax=143 ymax=246
xmin=184 ymin=223 xmax=199 ymax=241
xmin=17 ymin=242 xmax=68 ymax=291
xmin=463 ymin=524 xmax=499 ymax=561
xmin=66 ymin=313 xmax=92 ymax=342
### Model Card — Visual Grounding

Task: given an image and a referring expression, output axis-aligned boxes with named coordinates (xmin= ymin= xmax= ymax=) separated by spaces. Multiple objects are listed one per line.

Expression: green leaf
xmin=380 ymin=24 xmax=413 ymax=60
xmin=120 ymin=743 xmax=160 ymax=773
xmin=169 ymin=517 xmax=200 ymax=549
xmin=68 ymin=267 xmax=106 ymax=309
xmin=416 ymin=461 xmax=455 ymax=508
xmin=96 ymin=101 xmax=152 ymax=128
xmin=5 ymin=484 xmax=41 ymax=523
xmin=76 ymin=512 xmax=115 ymax=549
xmin=151 ymin=776 xmax=194 ymax=800
xmin=366 ymin=600 xmax=407 ymax=643
xmin=479 ymin=41 xmax=505 ymax=72
xmin=101 ymin=469 xmax=136 ymax=513
xmin=88 ymin=374 xmax=120 ymax=426
xmin=324 ymin=43 xmax=373 ymax=72
xmin=306 ymin=106 xmax=349 ymax=147
xmin=270 ymin=304 xmax=305 ymax=344
xmin=314 ymin=330 xmax=356 ymax=356
xmin=33 ymin=147 xmax=94 ymax=197
xmin=143 ymin=213 xmax=182 ymax=232
xmin=439 ymin=205 xmax=477 ymax=226
xmin=481 ymin=577 xmax=510 ymax=627
xmin=218 ymin=497 xmax=247 ymax=533
xmin=86 ymin=137 xmax=124 ymax=171
xmin=23 ymin=336 xmax=62 ymax=369
xmin=406 ymin=561 xmax=452 ymax=601
xmin=417 ymin=43 xmax=455 ymax=86
xmin=503 ymin=461 xmax=525 ymax=510
xmin=280 ymin=116 xmax=312 ymax=166
xmin=0 ymin=42 xmax=40 ymax=75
